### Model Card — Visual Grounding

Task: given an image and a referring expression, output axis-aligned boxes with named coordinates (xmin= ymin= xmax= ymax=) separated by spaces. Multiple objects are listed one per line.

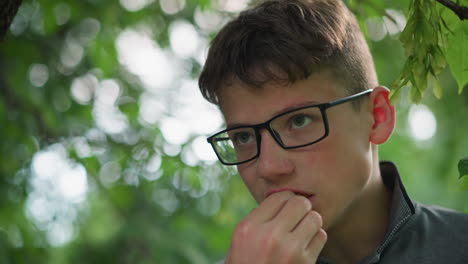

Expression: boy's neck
xmin=320 ymin=164 xmax=392 ymax=264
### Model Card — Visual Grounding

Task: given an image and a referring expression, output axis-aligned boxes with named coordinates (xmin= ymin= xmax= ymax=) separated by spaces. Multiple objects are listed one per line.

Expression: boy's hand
xmin=225 ymin=191 xmax=327 ymax=264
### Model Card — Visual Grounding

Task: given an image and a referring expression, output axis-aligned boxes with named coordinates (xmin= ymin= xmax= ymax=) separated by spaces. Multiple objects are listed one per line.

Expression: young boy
xmin=198 ymin=0 xmax=468 ymax=263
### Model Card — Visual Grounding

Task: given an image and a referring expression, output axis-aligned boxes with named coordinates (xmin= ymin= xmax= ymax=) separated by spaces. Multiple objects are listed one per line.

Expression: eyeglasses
xmin=207 ymin=89 xmax=373 ymax=165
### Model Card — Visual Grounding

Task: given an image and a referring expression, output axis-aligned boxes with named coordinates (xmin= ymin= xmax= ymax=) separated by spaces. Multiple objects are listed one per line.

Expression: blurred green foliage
xmin=390 ymin=0 xmax=468 ymax=102
xmin=460 ymin=157 xmax=468 ymax=178
xmin=0 ymin=0 xmax=467 ymax=263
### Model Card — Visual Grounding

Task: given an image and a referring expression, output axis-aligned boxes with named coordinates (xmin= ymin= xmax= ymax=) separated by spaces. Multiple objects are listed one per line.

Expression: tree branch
xmin=0 ymin=56 xmax=57 ymax=141
xmin=436 ymin=0 xmax=468 ymax=20
xmin=0 ymin=0 xmax=23 ymax=39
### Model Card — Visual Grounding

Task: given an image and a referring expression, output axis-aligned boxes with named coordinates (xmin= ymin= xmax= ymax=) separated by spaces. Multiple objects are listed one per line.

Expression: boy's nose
xmin=255 ymin=130 xmax=295 ymax=182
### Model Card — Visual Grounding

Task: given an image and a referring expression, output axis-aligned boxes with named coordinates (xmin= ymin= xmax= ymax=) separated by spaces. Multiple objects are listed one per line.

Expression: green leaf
xmin=400 ymin=18 xmax=416 ymax=56
xmin=410 ymin=65 xmax=426 ymax=103
xmin=410 ymin=85 xmax=423 ymax=103
xmin=389 ymin=85 xmax=403 ymax=103
xmin=458 ymin=157 xmax=468 ymax=179
xmin=432 ymin=76 xmax=442 ymax=99
xmin=446 ymin=22 xmax=468 ymax=94
xmin=432 ymin=47 xmax=446 ymax=75
xmin=460 ymin=176 xmax=468 ymax=190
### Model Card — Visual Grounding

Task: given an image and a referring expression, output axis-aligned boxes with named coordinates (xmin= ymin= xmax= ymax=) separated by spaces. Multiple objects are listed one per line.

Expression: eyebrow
xmin=226 ymin=100 xmax=320 ymax=129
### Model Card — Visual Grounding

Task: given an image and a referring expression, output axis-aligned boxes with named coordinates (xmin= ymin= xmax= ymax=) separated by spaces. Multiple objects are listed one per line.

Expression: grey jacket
xmin=318 ymin=161 xmax=468 ymax=264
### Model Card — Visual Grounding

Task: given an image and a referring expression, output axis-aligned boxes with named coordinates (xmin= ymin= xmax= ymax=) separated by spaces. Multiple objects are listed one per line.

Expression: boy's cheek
xmin=237 ymin=170 xmax=262 ymax=201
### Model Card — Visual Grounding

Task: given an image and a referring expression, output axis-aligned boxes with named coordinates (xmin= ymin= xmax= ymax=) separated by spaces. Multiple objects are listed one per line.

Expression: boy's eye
xmin=290 ymin=114 xmax=313 ymax=129
xmin=233 ymin=131 xmax=254 ymax=145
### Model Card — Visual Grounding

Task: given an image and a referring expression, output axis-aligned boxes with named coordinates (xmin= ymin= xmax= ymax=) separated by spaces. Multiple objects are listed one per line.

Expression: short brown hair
xmin=198 ymin=0 xmax=378 ymax=105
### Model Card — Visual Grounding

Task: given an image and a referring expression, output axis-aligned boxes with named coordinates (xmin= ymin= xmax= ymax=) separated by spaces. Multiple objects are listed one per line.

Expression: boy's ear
xmin=369 ymin=86 xmax=395 ymax=144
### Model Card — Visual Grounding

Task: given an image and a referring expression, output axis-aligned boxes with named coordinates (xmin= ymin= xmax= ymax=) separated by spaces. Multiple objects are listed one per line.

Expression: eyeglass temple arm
xmin=211 ymin=137 xmax=230 ymax=142
xmin=326 ymin=89 xmax=373 ymax=108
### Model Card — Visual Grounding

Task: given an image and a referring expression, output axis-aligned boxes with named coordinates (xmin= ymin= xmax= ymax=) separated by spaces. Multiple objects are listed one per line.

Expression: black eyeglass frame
xmin=207 ymin=89 xmax=373 ymax=165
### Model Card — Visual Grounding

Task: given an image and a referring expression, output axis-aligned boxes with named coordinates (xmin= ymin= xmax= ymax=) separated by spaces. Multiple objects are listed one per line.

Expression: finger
xmin=246 ymin=190 xmax=296 ymax=224
xmin=306 ymin=228 xmax=328 ymax=258
xmin=273 ymin=195 xmax=312 ymax=232
xmin=292 ymin=210 xmax=322 ymax=246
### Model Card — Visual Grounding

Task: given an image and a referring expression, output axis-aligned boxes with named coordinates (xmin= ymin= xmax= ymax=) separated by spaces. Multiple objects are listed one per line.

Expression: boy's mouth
xmin=265 ymin=188 xmax=314 ymax=199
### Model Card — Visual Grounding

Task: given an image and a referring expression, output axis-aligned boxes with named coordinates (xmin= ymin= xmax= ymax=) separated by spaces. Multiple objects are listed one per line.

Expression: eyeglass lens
xmin=212 ymin=106 xmax=325 ymax=164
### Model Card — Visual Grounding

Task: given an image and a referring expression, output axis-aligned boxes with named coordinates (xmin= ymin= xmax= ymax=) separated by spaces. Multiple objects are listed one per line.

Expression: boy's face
xmin=218 ymin=71 xmax=375 ymax=230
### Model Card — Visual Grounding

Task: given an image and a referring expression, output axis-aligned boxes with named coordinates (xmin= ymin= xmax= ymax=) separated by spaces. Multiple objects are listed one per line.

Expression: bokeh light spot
xmin=71 ymin=74 xmax=98 ymax=105
xmin=120 ymin=0 xmax=154 ymax=12
xmin=217 ymin=0 xmax=250 ymax=12
xmin=99 ymin=161 xmax=122 ymax=187
xmin=160 ymin=0 xmax=186 ymax=14
xmin=195 ymin=7 xmax=224 ymax=33
xmin=384 ymin=9 xmax=406 ymax=35
xmin=169 ymin=20 xmax=200 ymax=58
xmin=93 ymin=79 xmax=129 ymax=135
xmin=29 ymin=63 xmax=49 ymax=87
xmin=408 ymin=104 xmax=437 ymax=141
xmin=192 ymin=136 xmax=218 ymax=162
xmin=117 ymin=29 xmax=174 ymax=91
xmin=54 ymin=3 xmax=71 ymax=25
xmin=61 ymin=40 xmax=84 ymax=68
xmin=160 ymin=117 xmax=190 ymax=145
xmin=153 ymin=189 xmax=179 ymax=213
xmin=366 ymin=17 xmax=386 ymax=41
xmin=139 ymin=93 xmax=165 ymax=125
xmin=27 ymin=144 xmax=88 ymax=246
